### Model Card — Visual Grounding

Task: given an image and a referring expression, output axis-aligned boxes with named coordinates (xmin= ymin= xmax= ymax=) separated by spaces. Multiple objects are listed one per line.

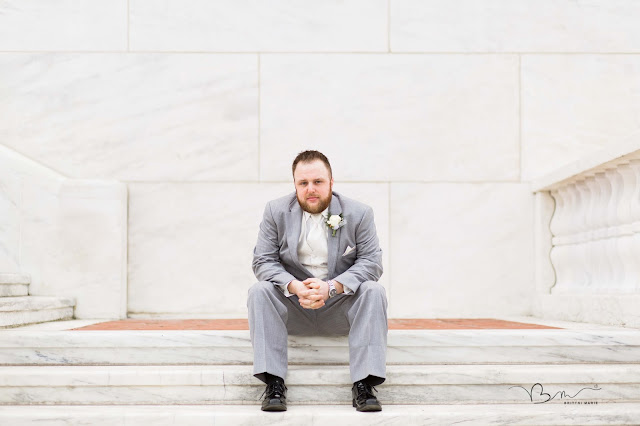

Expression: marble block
xmin=0 ymin=54 xmax=258 ymax=181
xmin=0 ymin=296 xmax=75 ymax=328
xmin=0 ymin=0 xmax=127 ymax=51
xmin=20 ymin=180 xmax=127 ymax=319
xmin=260 ymin=54 xmax=519 ymax=182
xmin=1 ymin=145 xmax=127 ymax=319
xmin=391 ymin=0 xmax=640 ymax=53
xmin=1 ymin=329 xmax=638 ymax=366
xmin=389 ymin=183 xmax=534 ymax=318
xmin=1 ymin=404 xmax=640 ymax=426
xmin=522 ymin=55 xmax=640 ymax=181
xmin=0 ymin=173 xmax=21 ymax=272
xmin=0 ymin=284 xmax=28 ymax=297
xmin=130 ymin=0 xmax=387 ymax=52
xmin=0 ymin=364 xmax=636 ymax=405
xmin=0 ymin=274 xmax=30 ymax=285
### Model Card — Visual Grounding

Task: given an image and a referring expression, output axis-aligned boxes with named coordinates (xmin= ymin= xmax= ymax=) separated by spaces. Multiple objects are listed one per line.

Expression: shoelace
xmin=259 ymin=381 xmax=288 ymax=401
xmin=354 ymin=381 xmax=378 ymax=404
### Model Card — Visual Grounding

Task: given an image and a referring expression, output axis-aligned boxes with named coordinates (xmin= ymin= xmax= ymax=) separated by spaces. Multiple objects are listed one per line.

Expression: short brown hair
xmin=292 ymin=150 xmax=333 ymax=179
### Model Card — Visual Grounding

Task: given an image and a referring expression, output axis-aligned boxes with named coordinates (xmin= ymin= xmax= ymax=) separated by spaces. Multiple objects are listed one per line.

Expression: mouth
xmin=307 ymin=197 xmax=318 ymax=202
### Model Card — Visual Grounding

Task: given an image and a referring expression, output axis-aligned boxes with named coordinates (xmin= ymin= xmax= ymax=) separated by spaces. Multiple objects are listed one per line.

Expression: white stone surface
xmin=0 ymin=308 xmax=74 ymax=329
xmin=391 ymin=0 xmax=640 ymax=53
xmin=3 ymin=404 xmax=640 ymax=426
xmin=0 ymin=274 xmax=30 ymax=295
xmin=9 ymin=319 xmax=113 ymax=331
xmin=534 ymin=294 xmax=640 ymax=328
xmin=0 ymin=296 xmax=75 ymax=328
xmin=2 ymin=328 xmax=639 ymax=366
xmin=0 ymin=0 xmax=127 ymax=51
xmin=130 ymin=0 xmax=387 ymax=52
xmin=1 ymin=363 xmax=637 ymax=387
xmin=0 ymin=296 xmax=74 ymax=312
xmin=389 ymin=183 xmax=534 ymax=318
xmin=260 ymin=54 xmax=519 ymax=182
xmin=0 ymin=274 xmax=30 ymax=285
xmin=0 ymin=284 xmax=28 ymax=297
xmin=0 ymin=54 xmax=258 ymax=181
xmin=0 ymin=174 xmax=21 ymax=272
xmin=522 ymin=55 xmax=640 ymax=181
xmin=128 ymin=183 xmax=388 ymax=317
xmin=1 ymin=145 xmax=127 ymax=319
xmin=532 ymin=136 xmax=640 ymax=192
xmin=0 ymin=364 xmax=633 ymax=405
xmin=20 ymin=180 xmax=127 ymax=319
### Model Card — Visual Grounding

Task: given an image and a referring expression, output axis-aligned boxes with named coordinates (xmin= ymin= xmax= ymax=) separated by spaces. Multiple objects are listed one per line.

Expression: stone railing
xmin=0 ymin=145 xmax=128 ymax=318
xmin=534 ymin=141 xmax=640 ymax=295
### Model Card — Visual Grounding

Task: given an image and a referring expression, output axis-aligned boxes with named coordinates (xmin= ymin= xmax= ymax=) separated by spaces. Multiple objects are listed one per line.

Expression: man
xmin=248 ymin=150 xmax=388 ymax=412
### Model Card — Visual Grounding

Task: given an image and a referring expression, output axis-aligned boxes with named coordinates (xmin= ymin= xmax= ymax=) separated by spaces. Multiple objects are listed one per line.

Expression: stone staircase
xmin=0 ymin=319 xmax=639 ymax=424
xmin=0 ymin=274 xmax=75 ymax=328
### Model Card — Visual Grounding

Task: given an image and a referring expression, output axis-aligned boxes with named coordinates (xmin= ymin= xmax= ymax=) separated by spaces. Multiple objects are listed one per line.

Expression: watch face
xmin=330 ymin=289 xmax=337 ymax=297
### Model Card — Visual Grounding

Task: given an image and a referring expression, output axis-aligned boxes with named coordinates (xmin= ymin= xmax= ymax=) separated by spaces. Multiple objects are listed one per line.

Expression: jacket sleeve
xmin=252 ymin=202 xmax=297 ymax=287
xmin=332 ymin=207 xmax=383 ymax=293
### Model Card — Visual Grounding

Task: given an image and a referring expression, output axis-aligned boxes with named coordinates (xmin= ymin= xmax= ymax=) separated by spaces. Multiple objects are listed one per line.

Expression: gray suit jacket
xmin=252 ymin=191 xmax=383 ymax=294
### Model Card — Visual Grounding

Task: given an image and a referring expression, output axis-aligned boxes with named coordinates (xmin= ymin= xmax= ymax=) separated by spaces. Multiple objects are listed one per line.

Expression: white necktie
xmin=306 ymin=214 xmax=324 ymax=253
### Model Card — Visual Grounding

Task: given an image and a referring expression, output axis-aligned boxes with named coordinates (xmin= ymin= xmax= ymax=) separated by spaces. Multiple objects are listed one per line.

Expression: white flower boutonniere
xmin=326 ymin=212 xmax=346 ymax=237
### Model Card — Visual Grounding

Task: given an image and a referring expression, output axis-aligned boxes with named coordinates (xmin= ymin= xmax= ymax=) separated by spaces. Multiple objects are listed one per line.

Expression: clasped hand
xmin=291 ymin=278 xmax=329 ymax=310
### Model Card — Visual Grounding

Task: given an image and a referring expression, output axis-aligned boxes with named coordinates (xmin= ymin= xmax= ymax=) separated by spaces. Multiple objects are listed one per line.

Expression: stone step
xmin=0 ymin=274 xmax=30 ymax=297
xmin=0 ymin=364 xmax=635 ymax=405
xmin=2 ymin=404 xmax=639 ymax=426
xmin=0 ymin=296 xmax=75 ymax=328
xmin=0 ymin=329 xmax=638 ymax=365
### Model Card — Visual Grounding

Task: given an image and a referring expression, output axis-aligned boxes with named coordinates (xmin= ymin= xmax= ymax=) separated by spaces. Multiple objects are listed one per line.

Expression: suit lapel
xmin=286 ymin=199 xmax=308 ymax=274
xmin=326 ymin=193 xmax=342 ymax=279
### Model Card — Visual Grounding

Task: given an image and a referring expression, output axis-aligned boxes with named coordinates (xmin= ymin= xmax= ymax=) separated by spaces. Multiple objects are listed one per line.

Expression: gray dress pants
xmin=247 ymin=280 xmax=388 ymax=386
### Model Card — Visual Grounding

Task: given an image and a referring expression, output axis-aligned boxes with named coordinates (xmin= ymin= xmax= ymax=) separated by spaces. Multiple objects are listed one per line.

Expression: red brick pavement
xmin=73 ymin=318 xmax=560 ymax=330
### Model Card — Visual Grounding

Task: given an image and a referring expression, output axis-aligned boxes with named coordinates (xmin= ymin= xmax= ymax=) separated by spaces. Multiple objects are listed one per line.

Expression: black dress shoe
xmin=352 ymin=380 xmax=382 ymax=412
xmin=260 ymin=379 xmax=287 ymax=411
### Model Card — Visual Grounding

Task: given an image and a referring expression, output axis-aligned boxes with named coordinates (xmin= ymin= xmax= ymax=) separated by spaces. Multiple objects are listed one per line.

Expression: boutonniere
xmin=326 ymin=212 xmax=346 ymax=237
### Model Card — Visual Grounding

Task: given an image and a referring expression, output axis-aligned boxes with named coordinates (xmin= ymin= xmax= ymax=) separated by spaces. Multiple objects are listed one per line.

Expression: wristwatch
xmin=327 ymin=280 xmax=337 ymax=298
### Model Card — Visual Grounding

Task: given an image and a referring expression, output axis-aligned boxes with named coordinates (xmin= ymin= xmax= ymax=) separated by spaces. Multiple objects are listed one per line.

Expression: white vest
xmin=298 ymin=209 xmax=329 ymax=280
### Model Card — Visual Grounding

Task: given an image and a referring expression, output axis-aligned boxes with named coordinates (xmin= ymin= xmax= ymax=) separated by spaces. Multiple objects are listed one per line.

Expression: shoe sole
xmin=261 ymin=404 xmax=287 ymax=412
xmin=352 ymin=399 xmax=382 ymax=412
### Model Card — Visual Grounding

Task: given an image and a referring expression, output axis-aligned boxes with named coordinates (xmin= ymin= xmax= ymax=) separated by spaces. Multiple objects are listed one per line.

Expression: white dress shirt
xmin=278 ymin=207 xmax=353 ymax=297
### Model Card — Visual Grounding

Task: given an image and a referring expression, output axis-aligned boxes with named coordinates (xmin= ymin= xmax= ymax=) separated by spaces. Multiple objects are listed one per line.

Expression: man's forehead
xmin=294 ymin=161 xmax=330 ymax=180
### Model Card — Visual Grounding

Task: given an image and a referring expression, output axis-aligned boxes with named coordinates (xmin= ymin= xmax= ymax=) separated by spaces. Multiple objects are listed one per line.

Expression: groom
xmin=248 ymin=150 xmax=388 ymax=412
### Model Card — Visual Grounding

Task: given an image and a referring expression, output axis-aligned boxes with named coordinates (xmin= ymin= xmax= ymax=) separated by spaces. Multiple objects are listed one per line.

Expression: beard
xmin=297 ymin=190 xmax=332 ymax=214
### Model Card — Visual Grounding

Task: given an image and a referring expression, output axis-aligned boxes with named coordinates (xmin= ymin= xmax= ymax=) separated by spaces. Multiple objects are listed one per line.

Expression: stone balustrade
xmin=534 ymin=140 xmax=640 ymax=295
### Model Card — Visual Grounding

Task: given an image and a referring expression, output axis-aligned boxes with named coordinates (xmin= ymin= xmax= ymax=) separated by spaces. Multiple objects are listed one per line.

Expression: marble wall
xmin=0 ymin=146 xmax=127 ymax=318
xmin=2 ymin=1 xmax=637 ymax=318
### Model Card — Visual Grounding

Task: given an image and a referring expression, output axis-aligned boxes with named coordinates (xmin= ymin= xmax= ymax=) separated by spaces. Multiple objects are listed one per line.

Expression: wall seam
xmin=127 ymin=0 xmax=130 ymax=51
xmin=387 ymin=0 xmax=391 ymax=53
xmin=518 ymin=54 xmax=523 ymax=182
